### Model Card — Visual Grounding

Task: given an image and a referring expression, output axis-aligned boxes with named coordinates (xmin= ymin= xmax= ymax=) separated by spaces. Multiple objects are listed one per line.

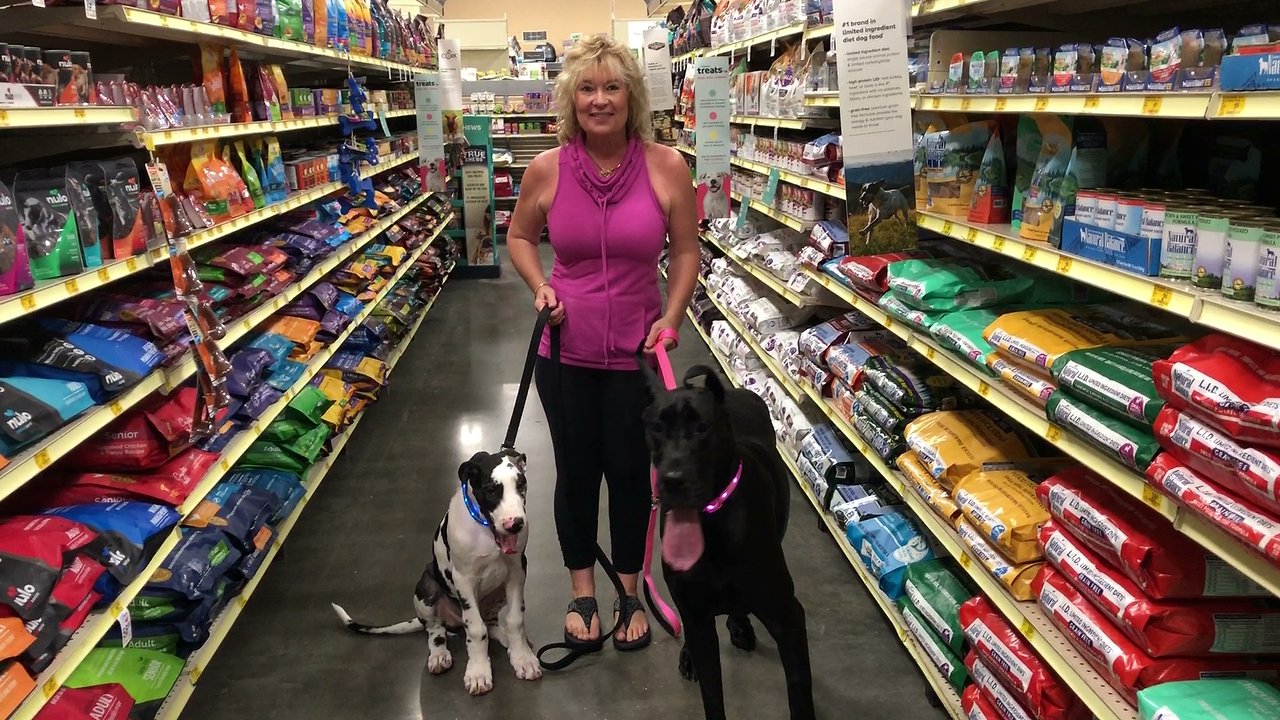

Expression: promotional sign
xmin=693 ymin=56 xmax=731 ymax=221
xmin=643 ymin=26 xmax=675 ymax=111
xmin=414 ymin=72 xmax=447 ymax=193
xmin=439 ymin=38 xmax=466 ymax=144
xmin=461 ymin=116 xmax=495 ymax=267
xmin=832 ymin=0 xmax=917 ymax=253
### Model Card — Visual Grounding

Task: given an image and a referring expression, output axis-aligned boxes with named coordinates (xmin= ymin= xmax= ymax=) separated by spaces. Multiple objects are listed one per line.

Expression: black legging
xmin=535 ymin=357 xmax=651 ymax=575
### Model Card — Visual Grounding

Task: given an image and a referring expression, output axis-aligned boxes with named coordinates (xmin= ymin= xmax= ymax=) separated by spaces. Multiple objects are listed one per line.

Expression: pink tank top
xmin=538 ymin=136 xmax=668 ymax=370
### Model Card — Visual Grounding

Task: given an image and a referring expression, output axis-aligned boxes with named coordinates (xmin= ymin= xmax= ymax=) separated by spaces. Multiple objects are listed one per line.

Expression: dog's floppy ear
xmin=682 ymin=364 xmax=726 ymax=402
xmin=458 ymin=452 xmax=488 ymax=483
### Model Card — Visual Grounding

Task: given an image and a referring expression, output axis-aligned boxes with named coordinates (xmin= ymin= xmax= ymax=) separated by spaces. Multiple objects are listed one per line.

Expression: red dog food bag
xmin=964 ymin=651 xmax=1036 ymax=720
xmin=28 ymin=449 xmax=219 ymax=509
xmin=36 ymin=683 xmax=133 ymax=720
xmin=0 ymin=516 xmax=102 ymax=620
xmin=62 ymin=388 xmax=199 ymax=472
xmin=1153 ymin=334 xmax=1280 ymax=449
xmin=1153 ymin=406 xmax=1280 ymax=515
xmin=1033 ymin=567 xmax=1280 ymax=703
xmin=47 ymin=555 xmax=106 ymax=620
xmin=1040 ymin=521 xmax=1280 ymax=657
xmin=832 ymin=252 xmax=927 ymax=293
xmin=959 ymin=595 xmax=1089 ymax=720
xmin=961 ymin=685 xmax=1001 ymax=720
xmin=1146 ymin=454 xmax=1280 ymax=566
xmin=1036 ymin=466 xmax=1267 ymax=598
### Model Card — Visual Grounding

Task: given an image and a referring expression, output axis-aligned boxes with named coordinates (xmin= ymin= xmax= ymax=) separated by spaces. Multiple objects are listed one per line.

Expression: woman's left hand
xmin=644 ymin=317 xmax=680 ymax=353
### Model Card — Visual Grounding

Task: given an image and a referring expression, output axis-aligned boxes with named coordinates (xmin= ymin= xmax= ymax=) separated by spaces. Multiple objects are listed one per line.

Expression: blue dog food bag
xmin=147 ymin=527 xmax=243 ymax=600
xmin=0 ymin=377 xmax=93 ymax=458
xmin=43 ymin=501 xmax=179 ymax=588
xmin=845 ymin=510 xmax=935 ymax=599
xmin=221 ymin=468 xmax=305 ymax=524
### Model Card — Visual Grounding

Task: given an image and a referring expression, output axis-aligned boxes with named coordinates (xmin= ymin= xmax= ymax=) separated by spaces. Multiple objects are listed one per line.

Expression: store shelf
xmin=707 ymin=22 xmax=806 ymax=57
xmin=730 ymin=156 xmax=844 ymax=199
xmin=701 ymin=232 xmax=812 ymax=308
xmin=141 ymin=110 xmax=414 ymax=148
xmin=481 ymin=113 xmax=556 ymax=119
xmin=730 ymin=114 xmax=831 ymax=130
xmin=916 ymin=211 xmax=1280 ymax=352
xmin=0 ymin=106 xmax=136 ymax=129
xmin=703 ymin=292 xmax=805 ymax=404
xmin=731 ymin=192 xmax=815 ymax=232
xmin=803 ymin=92 xmax=840 ymax=107
xmin=806 ymin=24 xmax=834 ymax=39
xmin=914 ymin=92 xmax=1212 ymax=119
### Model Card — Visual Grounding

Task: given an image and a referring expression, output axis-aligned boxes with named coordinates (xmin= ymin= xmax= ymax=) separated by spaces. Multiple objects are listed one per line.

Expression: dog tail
xmin=331 ymin=603 xmax=426 ymax=635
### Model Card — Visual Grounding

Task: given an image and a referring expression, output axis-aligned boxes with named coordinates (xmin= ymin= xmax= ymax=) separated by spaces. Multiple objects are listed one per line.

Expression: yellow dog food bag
xmin=899 ymin=450 xmax=961 ymax=524
xmin=953 ymin=469 xmax=1049 ymax=564
xmin=983 ymin=306 xmax=1188 ymax=372
xmin=988 ymin=353 xmax=1058 ymax=408
xmin=904 ymin=410 xmax=1038 ymax=491
xmin=955 ymin=517 xmax=1043 ymax=600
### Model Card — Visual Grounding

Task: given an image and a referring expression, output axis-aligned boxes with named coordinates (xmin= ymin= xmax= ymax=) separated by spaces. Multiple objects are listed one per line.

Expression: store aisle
xmin=183 ymin=258 xmax=940 ymax=720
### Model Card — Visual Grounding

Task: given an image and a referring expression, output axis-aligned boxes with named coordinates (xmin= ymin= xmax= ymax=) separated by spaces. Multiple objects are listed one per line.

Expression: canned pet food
xmin=1093 ymin=190 xmax=1118 ymax=230
xmin=1115 ymin=196 xmax=1145 ymax=236
xmin=1256 ymin=224 xmax=1280 ymax=311
xmin=1159 ymin=206 xmax=1199 ymax=280
xmin=1074 ymin=190 xmax=1098 ymax=225
xmin=1140 ymin=200 xmax=1166 ymax=240
xmin=1223 ymin=218 xmax=1267 ymax=301
xmin=1193 ymin=209 xmax=1236 ymax=290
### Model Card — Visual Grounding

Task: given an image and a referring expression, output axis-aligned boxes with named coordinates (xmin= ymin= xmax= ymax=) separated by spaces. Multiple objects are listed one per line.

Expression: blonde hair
xmin=554 ymin=34 xmax=654 ymax=145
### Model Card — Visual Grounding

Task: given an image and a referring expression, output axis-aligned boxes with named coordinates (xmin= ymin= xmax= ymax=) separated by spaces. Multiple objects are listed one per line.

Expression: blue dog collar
xmin=462 ymin=482 xmax=490 ymax=528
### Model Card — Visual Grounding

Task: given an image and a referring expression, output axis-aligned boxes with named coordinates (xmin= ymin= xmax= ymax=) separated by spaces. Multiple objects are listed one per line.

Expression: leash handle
xmin=653 ymin=328 xmax=679 ymax=391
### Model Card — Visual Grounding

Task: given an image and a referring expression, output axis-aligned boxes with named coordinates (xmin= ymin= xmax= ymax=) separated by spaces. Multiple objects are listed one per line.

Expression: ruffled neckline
xmin=564 ymin=134 xmax=645 ymax=205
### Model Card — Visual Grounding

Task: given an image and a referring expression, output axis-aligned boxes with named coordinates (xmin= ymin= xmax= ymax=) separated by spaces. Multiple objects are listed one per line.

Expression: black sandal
xmin=613 ymin=596 xmax=652 ymax=652
xmin=564 ymin=597 xmax=603 ymax=651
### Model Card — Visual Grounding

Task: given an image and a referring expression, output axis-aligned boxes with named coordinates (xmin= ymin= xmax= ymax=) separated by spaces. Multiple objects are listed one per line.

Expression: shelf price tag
xmin=977 ymin=381 xmax=990 ymax=397
xmin=992 ymin=237 xmax=1006 ymax=253
xmin=1056 ymin=256 xmax=1073 ymax=274
xmin=1219 ymin=95 xmax=1247 ymax=117
xmin=1084 ymin=96 xmax=1101 ymax=110
xmin=83 ymin=0 xmax=96 ymax=18
xmin=961 ymin=98 xmax=972 ymax=111
xmin=965 ymin=228 xmax=978 ymax=243
xmin=930 ymin=97 xmax=940 ymax=110
xmin=20 ymin=294 xmax=36 ymax=311
xmin=63 ymin=278 xmax=79 ymax=295
xmin=941 ymin=221 xmax=954 ymax=236
xmin=1046 ymin=425 xmax=1063 ymax=443
xmin=1033 ymin=97 xmax=1048 ymax=112
xmin=994 ymin=98 xmax=1008 ymax=112
xmin=1150 ymin=285 xmax=1174 ymax=307
xmin=117 ymin=606 xmax=132 ymax=648
xmin=42 ymin=678 xmax=57 ymax=699
xmin=34 ymin=449 xmax=51 ymax=469
xmin=1022 ymin=246 xmax=1037 ymax=262
xmin=959 ymin=552 xmax=971 ymax=569
xmin=97 ymin=268 xmax=111 ymax=282
xmin=1141 ymin=486 xmax=1164 ymax=511
xmin=1142 ymin=96 xmax=1163 ymax=115
xmin=1018 ymin=619 xmax=1036 ymax=640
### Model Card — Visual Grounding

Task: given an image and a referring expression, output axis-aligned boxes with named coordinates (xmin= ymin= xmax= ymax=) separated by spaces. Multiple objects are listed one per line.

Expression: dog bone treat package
xmin=984 ymin=306 xmax=1188 ymax=372
xmin=899 ymin=596 xmax=968 ymax=692
xmin=1137 ymin=679 xmax=1280 ymax=720
xmin=930 ymin=309 xmax=1000 ymax=377
xmin=43 ymin=501 xmax=179 ymax=587
xmin=965 ymin=652 xmax=1036 ymax=720
xmin=844 ymin=510 xmax=934 ymax=600
xmin=0 ymin=178 xmax=34 ymax=297
xmin=36 ymin=682 xmax=134 ymax=720
xmin=959 ymin=595 xmax=1089 ymax=720
xmin=899 ymin=450 xmax=961 ymax=522
xmin=954 ymin=469 xmax=1049 ymax=564
xmin=1038 ymin=465 xmax=1267 ymax=598
xmin=1153 ymin=406 xmax=1280 ymax=515
xmin=887 ymin=259 xmax=1033 ymax=313
xmin=904 ymin=411 xmax=1039 ymax=491
xmin=955 ymin=518 xmax=1041 ymax=600
xmin=990 ymin=354 xmax=1057 ymax=409
xmin=903 ymin=560 xmax=971 ymax=655
xmin=1040 ymin=521 xmax=1280 ymax=657
xmin=1046 ymin=391 xmax=1160 ymax=471
xmin=1035 ymin=567 xmax=1280 ymax=703
xmin=98 ymin=159 xmax=149 ymax=261
xmin=64 ymin=648 xmax=183 ymax=719
xmin=1147 ymin=454 xmax=1280 ymax=565
xmin=1051 ymin=347 xmax=1167 ymax=428
xmin=15 ymin=169 xmax=84 ymax=281
xmin=1152 ymin=334 xmax=1280 ymax=449
xmin=961 ymin=685 xmax=1001 ymax=720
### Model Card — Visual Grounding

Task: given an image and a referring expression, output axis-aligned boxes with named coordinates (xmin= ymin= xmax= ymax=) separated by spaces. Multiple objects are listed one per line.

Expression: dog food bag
xmin=930 ymin=309 xmax=1001 ymax=378
xmin=1020 ymin=117 xmax=1073 ymax=244
xmin=36 ymin=683 xmax=133 ymax=720
xmin=1138 ymin=679 xmax=1280 ymax=720
xmin=954 ymin=469 xmax=1049 ymax=564
xmin=845 ymin=510 xmax=934 ymax=600
xmin=15 ymin=170 xmax=84 ymax=281
xmin=0 ymin=515 xmax=103 ymax=620
xmin=956 ymin=518 xmax=1041 ymax=600
xmin=969 ymin=129 xmax=1011 ymax=225
xmin=825 ymin=335 xmax=906 ymax=386
xmin=1039 ymin=466 xmax=1268 ymax=598
xmin=147 ymin=526 xmax=242 ymax=602
xmin=877 ymin=293 xmax=941 ymax=334
xmin=743 ymin=296 xmax=813 ymax=335
xmin=798 ymin=426 xmax=862 ymax=486
xmin=184 ymin=482 xmax=279 ymax=553
xmin=63 ymin=388 xmax=200 ymax=472
xmin=830 ymin=252 xmax=925 ymax=294
xmin=1147 ymin=454 xmax=1280 ymax=565
xmin=962 ymin=685 xmax=1002 ymax=720
xmin=43 ymin=501 xmax=179 ymax=585
xmin=965 ymin=652 xmax=1036 ymax=720
xmin=903 ymin=560 xmax=971 ymax=655
xmin=827 ymin=483 xmax=899 ymax=529
xmin=899 ymin=451 xmax=961 ymax=522
xmin=899 ymin=597 xmax=968 ymax=692
xmin=1153 ymin=406 xmax=1280 ymax=515
xmin=990 ymin=354 xmax=1057 ymax=409
xmin=0 ymin=178 xmax=34 ymax=297
xmin=1046 ymin=391 xmax=1160 ymax=471
xmin=1051 ymin=347 xmax=1167 ymax=428
xmin=31 ymin=448 xmax=219 ymax=510
xmin=64 ymin=648 xmax=183 ymax=715
xmin=63 ymin=165 xmax=102 ymax=269
xmin=959 ymin=595 xmax=1090 ymax=720
xmin=1040 ymin=521 xmax=1280 ymax=657
xmin=887 ymin=259 xmax=1031 ymax=313
xmin=1152 ymin=334 xmax=1280 ymax=449
xmin=862 ymin=355 xmax=969 ymax=415
xmin=926 ymin=121 xmax=993 ymax=219
xmin=854 ymin=385 xmax=918 ymax=435
xmin=851 ymin=408 xmax=906 ymax=462
xmin=904 ymin=411 xmax=1039 ymax=491
xmin=1012 ymin=116 xmax=1045 ymax=232
xmin=985 ymin=306 xmax=1188 ymax=372
xmin=798 ymin=311 xmax=880 ymax=364
xmin=98 ymin=159 xmax=147 ymax=260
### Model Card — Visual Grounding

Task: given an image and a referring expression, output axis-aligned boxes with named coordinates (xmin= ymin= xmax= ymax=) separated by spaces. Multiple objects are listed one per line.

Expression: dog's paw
xmin=464 ymin=662 xmax=494 ymax=696
xmin=678 ymin=645 xmax=697 ymax=683
xmin=509 ymin=649 xmax=542 ymax=681
xmin=427 ymin=650 xmax=454 ymax=675
xmin=727 ymin=615 xmax=757 ymax=652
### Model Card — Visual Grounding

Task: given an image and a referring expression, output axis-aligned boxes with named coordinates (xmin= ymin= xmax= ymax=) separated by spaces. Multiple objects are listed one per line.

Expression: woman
xmin=507 ymin=34 xmax=699 ymax=652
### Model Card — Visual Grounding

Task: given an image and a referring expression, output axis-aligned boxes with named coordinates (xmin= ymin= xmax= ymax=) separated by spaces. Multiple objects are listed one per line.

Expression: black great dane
xmin=639 ymin=361 xmax=816 ymax=720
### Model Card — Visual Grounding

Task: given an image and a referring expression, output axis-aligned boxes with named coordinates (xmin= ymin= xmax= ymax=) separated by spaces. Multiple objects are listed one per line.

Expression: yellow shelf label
xmin=941 ymin=221 xmax=954 ymax=236
xmin=35 ymin=449 xmax=51 ymax=469
xmin=1045 ymin=425 xmax=1063 ymax=443
xmin=1142 ymin=96 xmax=1163 ymax=115
xmin=995 ymin=98 xmax=1008 ymax=112
xmin=109 ymin=401 xmax=123 ymax=416
xmin=1150 ymin=285 xmax=1173 ymax=307
xmin=883 ymin=316 xmax=894 ymax=329
xmin=1033 ymin=97 xmax=1048 ymax=112
xmin=125 ymin=257 xmax=139 ymax=273
xmin=925 ymin=346 xmax=935 ymax=360
xmin=965 ymin=228 xmax=978 ymax=243
xmin=1219 ymin=95 xmax=1246 ymax=116
xmin=1084 ymin=96 xmax=1101 ymax=110
xmin=978 ymin=381 xmax=990 ymax=397
xmin=63 ymin=278 xmax=79 ymax=295
xmin=0 ymin=110 xmax=7 ymax=125
xmin=1022 ymin=246 xmax=1038 ymax=262
xmin=1019 ymin=619 xmax=1036 ymax=640
xmin=42 ymin=677 xmax=58 ymax=698
xmin=20 ymin=294 xmax=36 ymax=311
xmin=961 ymin=98 xmax=972 ymax=111
xmin=930 ymin=97 xmax=940 ymax=110
xmin=959 ymin=552 xmax=971 ymax=569
xmin=73 ymin=107 xmax=86 ymax=119
xmin=992 ymin=237 xmax=1006 ymax=253
xmin=1141 ymin=485 xmax=1164 ymax=510
xmin=97 ymin=268 xmax=111 ymax=282
xmin=1056 ymin=256 xmax=1073 ymax=273
xmin=191 ymin=667 xmax=202 ymax=683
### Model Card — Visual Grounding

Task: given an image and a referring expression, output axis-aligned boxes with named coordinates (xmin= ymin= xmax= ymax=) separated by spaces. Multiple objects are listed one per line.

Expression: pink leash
xmin=643 ymin=328 xmax=683 ymax=638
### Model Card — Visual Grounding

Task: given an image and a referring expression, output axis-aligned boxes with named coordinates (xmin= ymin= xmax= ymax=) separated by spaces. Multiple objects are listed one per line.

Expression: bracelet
xmin=533 ymin=282 xmax=549 ymax=295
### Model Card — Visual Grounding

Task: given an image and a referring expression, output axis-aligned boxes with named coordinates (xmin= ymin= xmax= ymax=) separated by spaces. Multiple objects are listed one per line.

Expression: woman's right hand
xmin=535 ymin=284 xmax=566 ymax=326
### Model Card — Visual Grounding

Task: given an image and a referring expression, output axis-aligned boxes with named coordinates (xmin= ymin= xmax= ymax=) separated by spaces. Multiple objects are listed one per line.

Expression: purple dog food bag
xmin=0 ymin=179 xmax=34 ymax=297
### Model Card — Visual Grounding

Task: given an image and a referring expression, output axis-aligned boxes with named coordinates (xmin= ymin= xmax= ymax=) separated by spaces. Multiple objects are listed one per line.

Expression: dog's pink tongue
xmin=498 ymin=533 xmax=519 ymax=555
xmin=662 ymin=508 xmax=704 ymax=571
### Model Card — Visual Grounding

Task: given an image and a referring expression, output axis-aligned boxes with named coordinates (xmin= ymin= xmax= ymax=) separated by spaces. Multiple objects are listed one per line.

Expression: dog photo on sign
xmin=846 ymin=156 xmax=918 ymax=254
xmin=696 ymin=172 xmax=731 ymax=221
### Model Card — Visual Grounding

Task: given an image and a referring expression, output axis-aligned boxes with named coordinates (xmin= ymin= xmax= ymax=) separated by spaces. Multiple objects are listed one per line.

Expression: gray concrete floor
xmin=183 ymin=252 xmax=941 ymax=720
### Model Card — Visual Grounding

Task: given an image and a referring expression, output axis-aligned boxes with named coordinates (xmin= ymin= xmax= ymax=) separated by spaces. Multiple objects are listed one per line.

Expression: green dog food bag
xmin=902 ymin=560 xmax=972 ymax=655
xmin=887 ymin=259 xmax=1033 ymax=313
xmin=878 ymin=292 xmax=942 ymax=333
xmin=898 ymin=597 xmax=968 ymax=692
xmin=286 ymin=386 xmax=333 ymax=426
xmin=65 ymin=647 xmax=184 ymax=705
xmin=1045 ymin=391 xmax=1160 ymax=471
xmin=1138 ymin=679 xmax=1280 ymax=720
xmin=239 ymin=439 xmax=311 ymax=474
xmin=1051 ymin=346 xmax=1167 ymax=427
xmin=930 ymin=309 xmax=1001 ymax=377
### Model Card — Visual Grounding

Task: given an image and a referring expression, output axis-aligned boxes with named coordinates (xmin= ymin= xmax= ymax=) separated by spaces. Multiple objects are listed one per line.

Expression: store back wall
xmin=440 ymin=0 xmax=649 ymax=52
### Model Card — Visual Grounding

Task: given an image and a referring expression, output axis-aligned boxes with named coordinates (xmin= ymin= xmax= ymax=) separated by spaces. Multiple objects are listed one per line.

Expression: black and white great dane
xmin=331 ymin=449 xmax=542 ymax=695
